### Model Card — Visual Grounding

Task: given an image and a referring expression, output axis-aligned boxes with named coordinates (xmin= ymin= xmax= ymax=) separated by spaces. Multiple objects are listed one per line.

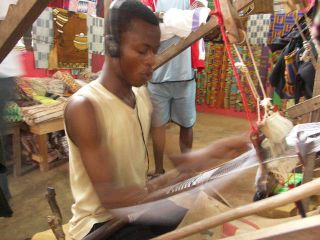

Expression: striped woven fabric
xmin=267 ymin=12 xmax=304 ymax=44
xmin=196 ymin=43 xmax=271 ymax=112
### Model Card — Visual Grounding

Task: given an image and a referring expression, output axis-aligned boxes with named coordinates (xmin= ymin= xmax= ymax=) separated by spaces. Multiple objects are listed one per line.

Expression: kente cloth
xmin=247 ymin=14 xmax=272 ymax=45
xmin=196 ymin=42 xmax=271 ymax=112
xmin=68 ymin=0 xmax=97 ymax=15
xmin=87 ymin=15 xmax=104 ymax=70
xmin=32 ymin=8 xmax=54 ymax=69
xmin=51 ymin=8 xmax=88 ymax=69
xmin=267 ymin=12 xmax=304 ymax=45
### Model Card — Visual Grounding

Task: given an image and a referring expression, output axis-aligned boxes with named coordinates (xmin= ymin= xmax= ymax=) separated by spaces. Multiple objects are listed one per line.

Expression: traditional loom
xmin=3 ymin=0 xmax=315 ymax=239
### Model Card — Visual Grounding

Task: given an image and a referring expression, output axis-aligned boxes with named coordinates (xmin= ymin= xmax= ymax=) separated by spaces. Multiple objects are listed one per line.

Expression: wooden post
xmin=311 ymin=62 xmax=320 ymax=121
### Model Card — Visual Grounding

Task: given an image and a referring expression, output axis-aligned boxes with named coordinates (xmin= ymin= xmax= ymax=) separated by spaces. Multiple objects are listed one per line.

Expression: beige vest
xmin=66 ymin=80 xmax=152 ymax=240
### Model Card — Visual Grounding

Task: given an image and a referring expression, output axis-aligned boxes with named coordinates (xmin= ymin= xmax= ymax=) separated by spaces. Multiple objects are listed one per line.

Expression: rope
xmin=233 ymin=45 xmax=262 ymax=122
xmin=212 ymin=0 xmax=257 ymax=132
xmin=242 ymin=31 xmax=268 ymax=99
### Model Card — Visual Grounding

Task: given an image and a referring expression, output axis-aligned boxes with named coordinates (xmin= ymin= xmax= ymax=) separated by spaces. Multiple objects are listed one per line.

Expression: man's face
xmin=118 ymin=18 xmax=160 ymax=87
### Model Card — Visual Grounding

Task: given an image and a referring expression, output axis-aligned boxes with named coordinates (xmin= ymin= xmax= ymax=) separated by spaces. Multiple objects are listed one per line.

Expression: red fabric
xmin=222 ymin=219 xmax=260 ymax=237
xmin=21 ymin=51 xmax=72 ymax=77
xmin=141 ymin=0 xmax=156 ymax=11
xmin=92 ymin=54 xmax=105 ymax=73
xmin=191 ymin=41 xmax=205 ymax=71
xmin=48 ymin=0 xmax=64 ymax=8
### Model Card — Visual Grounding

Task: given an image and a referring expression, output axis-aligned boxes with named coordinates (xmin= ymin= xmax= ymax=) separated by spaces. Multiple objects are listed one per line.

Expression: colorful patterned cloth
xmin=32 ymin=8 xmax=54 ymax=69
xmin=3 ymin=102 xmax=22 ymax=123
xmin=267 ymin=12 xmax=304 ymax=44
xmin=50 ymin=8 xmax=88 ymax=69
xmin=247 ymin=14 xmax=272 ymax=45
xmin=87 ymin=15 xmax=104 ymax=70
xmin=196 ymin=43 xmax=271 ymax=112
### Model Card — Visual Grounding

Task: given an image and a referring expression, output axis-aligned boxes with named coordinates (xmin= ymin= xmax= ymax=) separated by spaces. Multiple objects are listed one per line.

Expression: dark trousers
xmin=0 ymin=77 xmax=15 ymax=217
xmin=87 ymin=200 xmax=187 ymax=240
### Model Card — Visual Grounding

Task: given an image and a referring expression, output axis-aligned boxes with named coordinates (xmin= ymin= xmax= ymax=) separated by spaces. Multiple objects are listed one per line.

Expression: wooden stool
xmin=2 ymin=122 xmax=22 ymax=177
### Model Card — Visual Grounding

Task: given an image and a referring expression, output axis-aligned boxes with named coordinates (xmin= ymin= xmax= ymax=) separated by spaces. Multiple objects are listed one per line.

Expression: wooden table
xmin=3 ymin=122 xmax=22 ymax=177
xmin=28 ymin=118 xmax=64 ymax=171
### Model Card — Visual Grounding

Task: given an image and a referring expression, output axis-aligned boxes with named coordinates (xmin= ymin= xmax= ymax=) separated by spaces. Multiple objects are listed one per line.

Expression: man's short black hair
xmin=105 ymin=0 xmax=159 ymax=44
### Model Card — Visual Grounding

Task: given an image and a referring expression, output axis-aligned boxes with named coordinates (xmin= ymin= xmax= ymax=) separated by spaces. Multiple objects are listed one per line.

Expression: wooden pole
xmin=153 ymin=178 xmax=320 ymax=240
xmin=0 ymin=0 xmax=50 ymax=63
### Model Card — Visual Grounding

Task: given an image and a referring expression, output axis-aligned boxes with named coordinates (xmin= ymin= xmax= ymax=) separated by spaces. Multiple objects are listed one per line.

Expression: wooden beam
xmin=153 ymin=17 xmax=219 ymax=70
xmin=0 ymin=0 xmax=50 ymax=63
xmin=287 ymin=95 xmax=320 ymax=119
xmin=233 ymin=0 xmax=254 ymax=12
xmin=224 ymin=215 xmax=320 ymax=240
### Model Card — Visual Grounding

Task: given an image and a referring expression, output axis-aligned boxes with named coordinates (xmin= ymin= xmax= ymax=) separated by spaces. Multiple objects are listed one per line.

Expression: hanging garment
xmin=284 ymin=49 xmax=298 ymax=97
xmin=87 ymin=15 xmax=104 ymax=70
xmin=247 ymin=14 xmax=272 ymax=45
xmin=96 ymin=0 xmax=104 ymax=18
xmin=32 ymin=8 xmax=54 ymax=69
xmin=68 ymin=0 xmax=97 ymax=15
xmin=269 ymin=32 xmax=302 ymax=99
xmin=294 ymin=61 xmax=315 ymax=103
xmin=50 ymin=8 xmax=88 ymax=69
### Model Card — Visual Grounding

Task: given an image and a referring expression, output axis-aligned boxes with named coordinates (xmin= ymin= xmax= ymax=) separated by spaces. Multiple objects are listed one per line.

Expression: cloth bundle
xmin=47 ymin=79 xmax=66 ymax=96
xmin=21 ymin=99 xmax=67 ymax=126
xmin=53 ymin=71 xmax=80 ymax=93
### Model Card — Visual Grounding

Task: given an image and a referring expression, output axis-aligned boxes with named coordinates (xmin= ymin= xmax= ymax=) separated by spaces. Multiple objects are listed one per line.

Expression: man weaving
xmin=64 ymin=1 xmax=249 ymax=239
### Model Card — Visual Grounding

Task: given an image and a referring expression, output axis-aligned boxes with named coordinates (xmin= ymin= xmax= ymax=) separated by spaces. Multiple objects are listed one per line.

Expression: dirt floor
xmin=0 ymin=112 xmax=254 ymax=240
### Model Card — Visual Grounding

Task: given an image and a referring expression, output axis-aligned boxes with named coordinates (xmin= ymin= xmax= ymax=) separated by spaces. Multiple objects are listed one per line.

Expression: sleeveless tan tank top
xmin=66 ymin=80 xmax=152 ymax=239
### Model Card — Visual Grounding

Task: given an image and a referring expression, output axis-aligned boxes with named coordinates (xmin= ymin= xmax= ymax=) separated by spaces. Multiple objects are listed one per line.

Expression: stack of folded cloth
xmin=21 ymin=98 xmax=67 ymax=126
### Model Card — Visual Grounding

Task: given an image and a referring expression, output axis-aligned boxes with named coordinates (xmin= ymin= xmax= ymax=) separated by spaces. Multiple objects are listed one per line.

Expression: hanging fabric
xmin=50 ymin=8 xmax=88 ymax=69
xmin=68 ymin=0 xmax=97 ymax=16
xmin=48 ymin=0 xmax=70 ymax=9
xmin=267 ymin=12 xmax=304 ymax=45
xmin=246 ymin=14 xmax=272 ymax=45
xmin=87 ymin=15 xmax=104 ymax=71
xmin=32 ymin=8 xmax=54 ymax=69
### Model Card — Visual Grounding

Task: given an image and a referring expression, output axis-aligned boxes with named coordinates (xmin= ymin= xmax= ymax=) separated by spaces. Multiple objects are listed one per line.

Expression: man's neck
xmin=99 ymin=61 xmax=135 ymax=107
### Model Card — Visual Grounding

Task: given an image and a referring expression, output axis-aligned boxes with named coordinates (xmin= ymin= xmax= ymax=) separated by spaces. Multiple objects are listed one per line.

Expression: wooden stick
xmin=47 ymin=215 xmax=65 ymax=240
xmin=46 ymin=187 xmax=62 ymax=221
xmin=152 ymin=178 xmax=320 ymax=240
